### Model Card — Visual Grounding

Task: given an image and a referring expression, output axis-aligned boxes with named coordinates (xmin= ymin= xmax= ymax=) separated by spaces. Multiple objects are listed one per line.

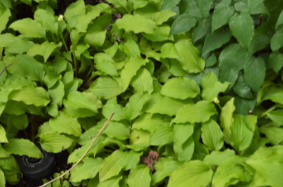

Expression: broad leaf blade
xmin=49 ymin=112 xmax=82 ymax=137
xmin=168 ymin=160 xmax=213 ymax=187
xmin=3 ymin=139 xmax=42 ymax=158
xmin=127 ymin=165 xmax=151 ymax=187
xmin=160 ymin=77 xmax=200 ymax=99
xmin=169 ymin=14 xmax=197 ymax=36
xmin=229 ymin=13 xmax=254 ymax=50
xmin=9 ymin=18 xmax=46 ymax=38
xmin=116 ymin=14 xmax=157 ymax=34
xmin=172 ymin=101 xmax=216 ymax=124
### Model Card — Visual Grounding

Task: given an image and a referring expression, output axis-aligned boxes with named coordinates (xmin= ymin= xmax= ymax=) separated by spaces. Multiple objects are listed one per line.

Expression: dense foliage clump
xmin=0 ymin=0 xmax=283 ymax=186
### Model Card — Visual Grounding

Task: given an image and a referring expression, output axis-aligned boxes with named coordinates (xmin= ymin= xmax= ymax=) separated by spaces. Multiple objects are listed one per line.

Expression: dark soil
xmin=6 ymin=151 xmax=71 ymax=187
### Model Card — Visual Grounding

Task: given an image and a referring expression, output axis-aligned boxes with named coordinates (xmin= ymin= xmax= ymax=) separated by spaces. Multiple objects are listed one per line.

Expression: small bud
xmin=213 ymin=98 xmax=219 ymax=104
xmin=249 ymin=110 xmax=253 ymax=114
xmin=58 ymin=15 xmax=64 ymax=21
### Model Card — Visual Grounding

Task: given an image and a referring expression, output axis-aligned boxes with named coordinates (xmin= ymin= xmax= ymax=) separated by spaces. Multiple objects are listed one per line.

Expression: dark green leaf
xmin=192 ymin=17 xmax=211 ymax=43
xmin=271 ymin=28 xmax=283 ymax=51
xmin=233 ymin=74 xmax=254 ymax=99
xmin=249 ymin=25 xmax=272 ymax=54
xmin=160 ymin=0 xmax=181 ymax=10
xmin=169 ymin=14 xmax=197 ymax=36
xmin=270 ymin=52 xmax=283 ymax=74
xmin=195 ymin=0 xmax=213 ymax=18
xmin=234 ymin=96 xmax=256 ymax=115
xmin=229 ymin=13 xmax=254 ymax=50
xmin=202 ymin=27 xmax=232 ymax=56
xmin=211 ymin=0 xmax=234 ymax=32
xmin=244 ymin=57 xmax=265 ymax=92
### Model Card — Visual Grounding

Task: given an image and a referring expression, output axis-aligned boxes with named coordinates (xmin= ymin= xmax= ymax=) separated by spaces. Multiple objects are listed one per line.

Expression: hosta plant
xmin=0 ymin=0 xmax=283 ymax=187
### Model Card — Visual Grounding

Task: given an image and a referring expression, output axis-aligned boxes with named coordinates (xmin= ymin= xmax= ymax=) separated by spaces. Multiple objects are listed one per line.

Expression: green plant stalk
xmin=258 ymin=105 xmax=277 ymax=119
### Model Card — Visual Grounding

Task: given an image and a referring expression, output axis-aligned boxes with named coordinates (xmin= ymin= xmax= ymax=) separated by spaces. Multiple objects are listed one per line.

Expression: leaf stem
xmin=258 ymin=105 xmax=277 ymax=119
xmin=0 ymin=63 xmax=13 ymax=77
xmin=39 ymin=112 xmax=115 ymax=187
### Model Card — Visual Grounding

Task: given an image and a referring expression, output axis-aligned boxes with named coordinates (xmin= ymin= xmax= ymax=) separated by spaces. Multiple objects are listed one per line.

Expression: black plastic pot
xmin=15 ymin=144 xmax=55 ymax=186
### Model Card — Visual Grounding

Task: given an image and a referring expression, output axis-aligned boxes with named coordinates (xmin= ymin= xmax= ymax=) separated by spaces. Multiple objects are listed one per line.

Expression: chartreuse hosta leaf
xmin=212 ymin=0 xmax=234 ymax=32
xmin=127 ymin=165 xmax=151 ymax=187
xmin=259 ymin=126 xmax=283 ymax=145
xmin=131 ymin=68 xmax=154 ymax=94
xmin=40 ymin=133 xmax=73 ymax=153
xmin=246 ymin=146 xmax=283 ymax=187
xmin=132 ymin=114 xmax=171 ymax=133
xmin=229 ymin=13 xmax=254 ymax=50
xmin=201 ymin=119 xmax=224 ymax=151
xmin=64 ymin=91 xmax=101 ymax=114
xmin=160 ymin=77 xmax=200 ymax=100
xmin=174 ymin=40 xmax=205 ymax=73
xmin=201 ymin=72 xmax=229 ymax=102
xmin=152 ymin=157 xmax=179 ymax=185
xmin=125 ymin=93 xmax=149 ymax=121
xmin=261 ymin=86 xmax=283 ymax=105
xmin=204 ymin=149 xmax=236 ymax=166
xmin=0 ymin=6 xmax=11 ymax=34
xmin=168 ymin=160 xmax=213 ymax=187
xmin=27 ymin=41 xmax=61 ymax=62
xmin=220 ymin=98 xmax=235 ymax=143
xmin=70 ymin=157 xmax=103 ymax=182
xmin=2 ymin=139 xmax=42 ymax=158
xmin=88 ymin=77 xmax=123 ymax=99
xmin=76 ymin=11 xmax=100 ymax=33
xmin=147 ymin=96 xmax=193 ymax=116
xmin=266 ymin=109 xmax=283 ymax=125
xmin=49 ymin=80 xmax=64 ymax=106
xmin=0 ymin=125 xmax=8 ymax=143
xmin=0 ymin=167 xmax=4 ymax=187
xmin=116 ymin=14 xmax=157 ymax=34
xmin=99 ymin=150 xmax=140 ymax=182
xmin=49 ymin=112 xmax=82 ymax=137
xmin=16 ymin=55 xmax=44 ymax=82
xmin=212 ymin=156 xmax=254 ymax=186
xmin=149 ymin=124 xmax=174 ymax=146
xmin=173 ymin=123 xmax=194 ymax=162
xmin=9 ymin=18 xmax=46 ymax=38
xmin=103 ymin=122 xmax=130 ymax=140
xmin=230 ymin=115 xmax=257 ymax=153
xmin=121 ymin=57 xmax=148 ymax=91
xmin=9 ymin=86 xmax=50 ymax=107
xmin=102 ymin=98 xmax=126 ymax=121
xmin=34 ymin=9 xmax=58 ymax=35
xmin=64 ymin=0 xmax=85 ymax=28
xmin=172 ymin=101 xmax=216 ymax=124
